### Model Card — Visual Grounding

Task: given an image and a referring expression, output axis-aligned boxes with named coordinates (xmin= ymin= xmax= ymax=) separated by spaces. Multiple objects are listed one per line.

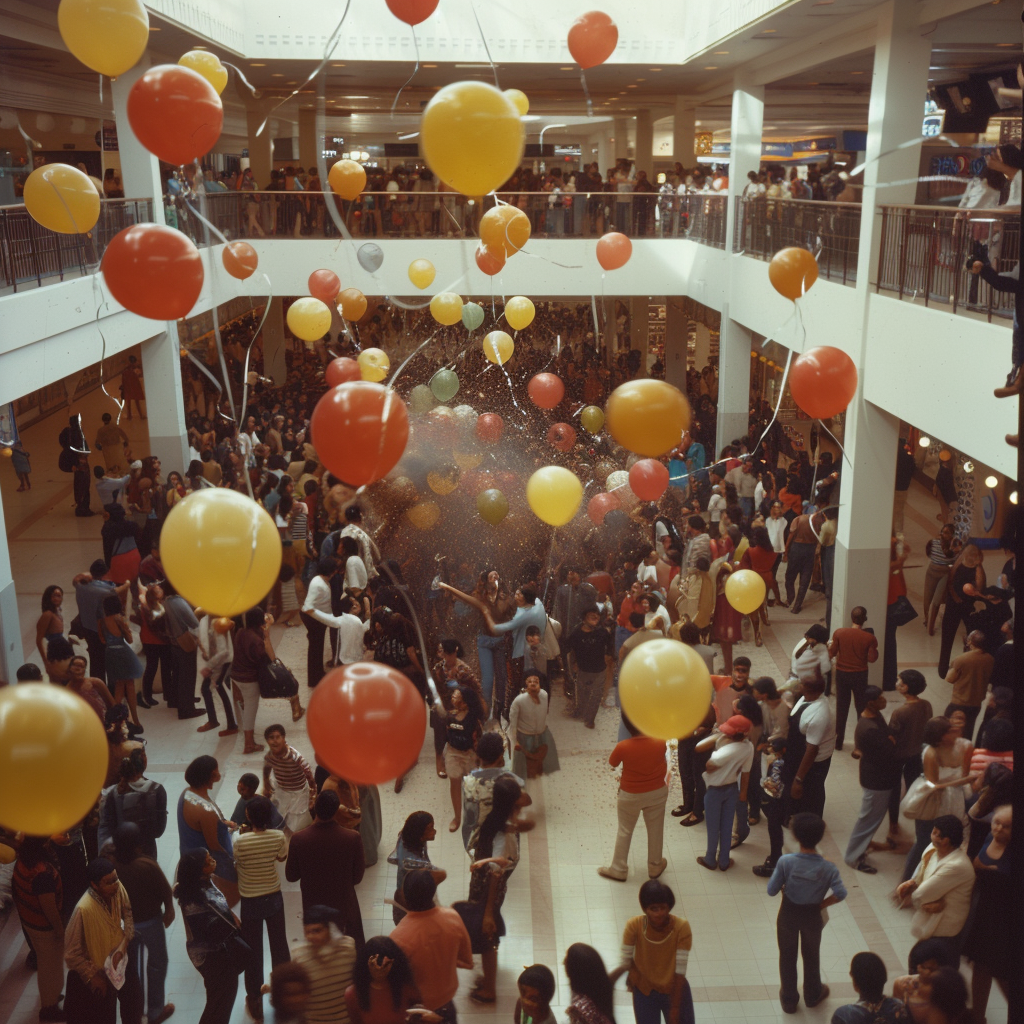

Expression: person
xmin=509 ymin=670 xmax=560 ymax=779
xmin=694 ymin=715 xmax=753 ymax=871
xmin=891 ymin=939 xmax=959 ymax=1023
xmin=435 ymin=683 xmax=483 ymax=832
xmin=562 ymin=604 xmax=615 ymax=727
xmin=466 ymin=570 xmax=512 ymax=717
xmin=232 ymin=773 xmax=286 ymax=833
xmin=301 ymin=557 xmax=341 ymax=688
xmin=830 ymin=952 xmax=909 ymax=1024
xmin=36 ymin=584 xmax=74 ymax=674
xmin=11 ymin=439 xmax=31 ymax=490
xmin=564 ymin=943 xmax=616 ymax=1024
xmin=197 ymin=612 xmax=238 ymax=736
xmin=72 ymin=559 xmax=123 ymax=683
xmin=461 ymin=731 xmax=526 ymax=853
xmin=892 ymin=437 xmax=916 ymax=534
xmin=177 ymin=755 xmax=239 ymax=906
xmin=94 ymin=412 xmax=130 ymax=474
xmin=789 ymin=624 xmax=833 ymax=691
xmin=232 ymin=608 xmax=274 ymax=754
xmin=160 ymin=584 xmax=203 ymax=721
xmin=943 ymin=629 xmax=993 ymax=742
xmin=432 ymin=638 xmax=487 ymax=774
xmin=388 ymin=811 xmax=446 ymax=926
xmin=343 ymin=936 xmax=421 ymax=1024
xmin=827 ymin=606 xmax=879 ymax=749
xmin=887 ymin=669 xmax=933 ymax=838
xmin=291 ymin=905 xmax=357 ymax=1024
xmin=286 ymin=789 xmax=366 ymax=946
xmin=339 ymin=504 xmax=381 ymax=581
xmin=514 ymin=964 xmax=555 ymax=1024
xmin=173 ymin=848 xmax=242 ymax=1024
xmin=923 ymin=526 xmax=958 ymax=635
xmin=921 ymin=967 xmax=971 ymax=1024
xmin=390 ymin=871 xmax=473 ymax=1024
xmin=937 ymin=544 xmax=985 ymax=678
xmin=121 ymin=355 xmax=146 ymax=420
xmin=263 ymin=723 xmax=316 ymax=834
xmin=59 ymin=414 xmax=94 ymax=517
xmin=784 ymin=668 xmax=835 ymax=819
xmin=266 ymin=961 xmax=312 ymax=1023
xmin=783 ymin=510 xmax=819 ymax=613
xmin=99 ymin=745 xmax=168 ymax=859
xmin=598 ymin=715 xmax=668 ymax=882
xmin=99 ymin=593 xmax=146 ymax=735
xmin=765 ymin=813 xmax=847 ymax=1014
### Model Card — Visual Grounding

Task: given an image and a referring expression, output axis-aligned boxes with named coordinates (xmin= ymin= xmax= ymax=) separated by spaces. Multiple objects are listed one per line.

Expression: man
xmin=827 ymin=606 xmax=879 ymax=750
xmin=94 ymin=412 xmax=130 ymax=475
xmin=301 ymin=556 xmax=341 ymax=688
xmin=390 ymin=872 xmax=473 ymax=1024
xmin=286 ymin=790 xmax=365 ymax=948
xmin=725 ymin=460 xmax=757 ymax=519
xmin=200 ymin=449 xmax=222 ymax=486
xmin=71 ymin=560 xmax=125 ymax=684
xmin=291 ymin=906 xmax=356 ymax=1024
xmin=887 ymin=669 xmax=934 ymax=834
xmin=783 ymin=669 xmax=835 ymax=821
xmin=710 ymin=657 xmax=752 ymax=727
xmin=161 ymin=585 xmax=202 ymax=721
xmin=682 ymin=516 xmax=711 ymax=571
xmin=783 ymin=510 xmax=820 ymax=613
xmin=59 ymin=413 xmax=94 ymax=517
xmin=553 ymin=568 xmax=598 ymax=691
xmin=892 ymin=438 xmax=916 ymax=534
xmin=93 ymin=465 xmax=132 ymax=509
xmin=338 ymin=505 xmax=381 ymax=581
xmin=461 ymin=732 xmax=526 ymax=853
xmin=943 ymin=629 xmax=994 ymax=741
xmin=843 ymin=687 xmax=900 ymax=874
xmin=562 ymin=604 xmax=615 ymax=728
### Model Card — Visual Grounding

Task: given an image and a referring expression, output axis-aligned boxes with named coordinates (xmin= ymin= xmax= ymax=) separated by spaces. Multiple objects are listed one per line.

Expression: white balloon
xmin=606 ymin=470 xmax=629 ymax=490
xmin=453 ymin=404 xmax=478 ymax=431
xmin=357 ymin=242 xmax=383 ymax=273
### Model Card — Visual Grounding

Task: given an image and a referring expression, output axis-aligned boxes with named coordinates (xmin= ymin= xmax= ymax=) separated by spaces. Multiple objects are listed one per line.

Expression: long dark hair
xmin=564 ymin=943 xmax=616 ymax=1023
xmin=475 ymin=775 xmax=521 ymax=859
xmin=400 ymin=811 xmax=433 ymax=853
xmin=41 ymin=585 xmax=62 ymax=613
xmin=352 ymin=936 xmax=414 ymax=1011
xmin=172 ymin=848 xmax=211 ymax=902
xmin=751 ymin=525 xmax=773 ymax=553
xmin=927 ymin=967 xmax=970 ymax=1024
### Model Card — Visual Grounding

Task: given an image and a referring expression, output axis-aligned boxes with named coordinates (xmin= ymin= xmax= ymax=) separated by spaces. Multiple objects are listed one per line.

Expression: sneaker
xmin=38 ymin=1007 xmax=66 ymax=1023
xmin=752 ymin=859 xmax=778 ymax=878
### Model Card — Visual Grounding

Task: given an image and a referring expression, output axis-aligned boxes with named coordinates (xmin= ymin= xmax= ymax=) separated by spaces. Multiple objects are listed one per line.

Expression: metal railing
xmin=875 ymin=205 xmax=1018 ymax=321
xmin=0 ymin=199 xmax=154 ymax=293
xmin=733 ymin=196 xmax=862 ymax=286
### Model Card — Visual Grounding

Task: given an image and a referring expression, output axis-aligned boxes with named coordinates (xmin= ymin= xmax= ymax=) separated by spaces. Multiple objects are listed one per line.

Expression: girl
xmin=740 ymin=525 xmax=777 ymax=644
xmin=431 ymin=638 xmax=485 ymax=778
xmin=564 ymin=944 xmax=616 ymax=1024
xmin=36 ymin=585 xmax=75 ymax=679
xmin=437 ymin=685 xmax=483 ymax=832
xmin=197 ymin=613 xmax=237 ymax=736
xmin=509 ymin=670 xmax=560 ymax=779
xmin=514 ymin=965 xmax=555 ymax=1024
xmin=387 ymin=811 xmax=446 ymax=925
xmin=711 ymin=562 xmax=743 ymax=674
xmin=99 ymin=592 xmax=145 ymax=735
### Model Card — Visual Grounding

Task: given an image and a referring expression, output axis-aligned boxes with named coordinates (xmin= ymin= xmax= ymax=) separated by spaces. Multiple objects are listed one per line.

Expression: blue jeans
xmin=633 ymin=984 xmax=695 ymax=1024
xmin=476 ymin=634 xmax=507 ymax=715
xmin=133 ymin=915 xmax=169 ymax=1019
xmin=739 ymin=496 xmax=755 ymax=519
xmin=702 ymin=783 xmax=739 ymax=868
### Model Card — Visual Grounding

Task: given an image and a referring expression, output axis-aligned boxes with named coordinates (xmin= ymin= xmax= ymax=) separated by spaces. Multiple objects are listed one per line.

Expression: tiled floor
xmin=0 ymin=396 xmax=1007 ymax=1023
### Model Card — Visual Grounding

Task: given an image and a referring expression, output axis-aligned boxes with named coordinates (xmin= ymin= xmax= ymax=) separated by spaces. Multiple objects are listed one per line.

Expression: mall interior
xmin=0 ymin=1 xmax=1021 ymax=1023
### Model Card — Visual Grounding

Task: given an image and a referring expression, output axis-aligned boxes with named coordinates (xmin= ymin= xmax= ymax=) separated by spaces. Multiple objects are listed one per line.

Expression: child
xmin=752 ymin=736 xmax=787 ymax=878
xmin=231 ymin=772 xmax=285 ymax=833
xmin=11 ymin=443 xmax=31 ymax=491
xmin=509 ymin=670 xmax=560 ymax=780
xmin=524 ymin=625 xmax=547 ymax=681
xmin=262 ymin=725 xmax=316 ymax=834
xmin=514 ymin=964 xmax=556 ymax=1024
xmin=764 ymin=812 xmax=848 ymax=1014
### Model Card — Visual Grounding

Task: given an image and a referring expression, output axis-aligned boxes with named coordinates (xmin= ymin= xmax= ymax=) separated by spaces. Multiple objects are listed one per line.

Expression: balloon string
xmin=591 ymin=295 xmax=601 ymax=351
xmin=96 ymin=327 xmax=126 ymax=425
xmin=315 ymin=71 xmax=357 ymax=243
xmin=817 ymin=418 xmax=852 ymax=469
xmin=388 ymin=327 xmax=441 ymax=394
xmin=748 ymin=348 xmax=793 ymax=462
xmin=385 ymin=270 xmax=469 ymax=310
xmin=441 ymin=201 xmax=466 ymax=237
xmin=580 ymin=70 xmax=593 ymax=116
xmin=238 ymin=271 xmax=276 ymax=435
xmin=379 ymin=561 xmax=443 ymax=711
xmin=468 ymin=0 xmax=500 ymax=88
xmin=222 ymin=62 xmax=260 ymax=97
xmin=390 ymin=28 xmax=421 ymax=115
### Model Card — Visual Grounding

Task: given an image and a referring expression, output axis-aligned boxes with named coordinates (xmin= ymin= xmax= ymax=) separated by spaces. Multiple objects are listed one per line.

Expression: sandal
xmin=243 ymin=744 xmax=265 ymax=755
xmin=679 ymin=814 xmax=704 ymax=827
xmin=469 ymin=990 xmax=496 ymax=1005
xmin=292 ymin=704 xmax=305 ymax=723
xmin=218 ymin=728 xmax=239 ymax=737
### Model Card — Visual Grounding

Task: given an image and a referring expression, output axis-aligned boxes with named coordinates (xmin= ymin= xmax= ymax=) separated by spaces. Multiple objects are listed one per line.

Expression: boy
xmin=524 ymin=626 xmax=548 ymax=682
xmin=765 ymin=812 xmax=847 ymax=1014
xmin=232 ymin=772 xmax=285 ymax=833
xmin=263 ymin=725 xmax=316 ymax=834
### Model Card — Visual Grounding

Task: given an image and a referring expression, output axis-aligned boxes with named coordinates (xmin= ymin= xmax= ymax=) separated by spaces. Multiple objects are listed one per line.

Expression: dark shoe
xmin=696 ymin=856 xmax=718 ymax=871
xmin=752 ymin=859 xmax=778 ymax=878
xmin=246 ymin=996 xmax=264 ymax=1021
xmin=177 ymin=709 xmax=204 ymax=721
xmin=671 ymin=805 xmax=693 ymax=818
xmin=136 ymin=696 xmax=155 ymax=709
xmin=125 ymin=722 xmax=144 ymax=736
xmin=679 ymin=814 xmax=704 ymax=827
xmin=853 ymin=859 xmax=878 ymax=874
xmin=790 ymin=604 xmax=802 ymax=614
xmin=780 ymin=993 xmax=799 ymax=1014
xmin=394 ymin=774 xmax=405 ymax=794
xmin=150 ymin=1006 xmax=176 ymax=1024
xmin=805 ymin=986 xmax=830 ymax=1009
xmin=39 ymin=1007 xmax=67 ymax=1023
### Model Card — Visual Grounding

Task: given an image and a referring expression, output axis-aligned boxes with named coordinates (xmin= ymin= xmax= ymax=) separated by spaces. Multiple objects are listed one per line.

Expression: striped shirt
xmin=234 ymin=829 xmax=287 ymax=898
xmin=290 ymin=500 xmax=309 ymax=543
xmin=265 ymin=745 xmax=315 ymax=791
xmin=926 ymin=539 xmax=956 ymax=567
xmin=293 ymin=936 xmax=356 ymax=1024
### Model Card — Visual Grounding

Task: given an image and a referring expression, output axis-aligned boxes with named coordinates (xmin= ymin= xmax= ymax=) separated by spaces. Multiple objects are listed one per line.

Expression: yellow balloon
xmin=0 ymin=685 xmax=107 ymax=835
xmin=526 ymin=466 xmax=583 ymax=526
xmin=408 ymin=259 xmax=436 ymax=289
xmin=0 ymin=843 xmax=15 ymax=864
xmin=453 ymin=451 xmax=483 ymax=470
xmin=483 ymin=330 xmax=514 ymax=366
xmin=725 ymin=569 xmax=767 ymax=615
xmin=505 ymin=296 xmax=535 ymax=332
xmin=430 ymin=292 xmax=464 ymax=326
xmin=619 ymin=638 xmax=713 ymax=741
xmin=178 ymin=50 xmax=228 ymax=94
xmin=406 ymin=501 xmax=440 ymax=529
xmin=328 ymin=159 xmax=366 ymax=201
xmin=504 ymin=88 xmax=529 ymax=116
xmin=160 ymin=489 xmax=282 ymax=617
xmin=89 ymin=175 xmax=104 ymax=194
xmin=58 ymin=0 xmax=149 ymax=77
xmin=606 ymin=380 xmax=692 ymax=457
xmin=358 ymin=348 xmax=390 ymax=382
xmin=480 ymin=205 xmax=531 ymax=257
xmin=23 ymin=164 xmax=100 ymax=234
xmin=421 ymin=81 xmax=525 ymax=197
xmin=580 ymin=405 xmax=605 ymax=433
xmin=286 ymin=297 xmax=332 ymax=343
xmin=427 ymin=465 xmax=460 ymax=495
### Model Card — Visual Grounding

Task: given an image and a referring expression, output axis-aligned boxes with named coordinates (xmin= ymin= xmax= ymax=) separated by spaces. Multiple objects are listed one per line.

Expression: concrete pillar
xmin=262 ymin=297 xmax=288 ymax=386
xmin=694 ymin=323 xmax=712 ymax=371
xmin=0 ymin=495 xmax=23 ymax=684
xmin=614 ymin=119 xmax=630 ymax=163
xmin=298 ymin=108 xmax=317 ymax=175
xmin=674 ymin=100 xmax=695 ymax=166
xmin=724 ymin=79 xmax=764 ymax=255
xmin=110 ymin=61 xmax=163 ymax=205
xmin=141 ymin=328 xmax=189 ymax=473
xmin=245 ymin=100 xmax=274 ymax=189
xmin=635 ymin=111 xmax=654 ymax=172
xmin=630 ymin=296 xmax=649 ymax=373
xmin=665 ymin=299 xmax=687 ymax=391
xmin=715 ymin=309 xmax=751 ymax=457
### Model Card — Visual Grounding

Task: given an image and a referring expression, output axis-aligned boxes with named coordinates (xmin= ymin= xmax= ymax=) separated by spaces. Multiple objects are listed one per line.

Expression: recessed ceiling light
xmin=761 ymin=28 xmax=776 ymax=33
xmin=704 ymin=66 xmax=718 ymax=70
xmin=649 ymin=68 xmax=662 ymax=72
xmin=149 ymin=26 xmax=161 ymax=31
xmin=714 ymin=50 xmax=729 ymax=54
xmin=636 ymin=78 xmax=646 ymax=82
xmin=423 ymin=63 xmax=438 ymax=67
xmin=331 ymin=63 xmax=346 ymax=66
xmin=339 ymin=95 xmax=372 ymax=99
xmin=850 ymin=70 xmax=864 ymax=75
xmin=250 ymin=63 xmax=266 ymax=67
xmin=627 ymin=84 xmax=638 ymax=88
xmin=271 ymin=73 xmax=284 ymax=77
xmin=560 ymin=66 xmax=573 ymax=70
xmin=996 ymin=42 xmax=1015 ymax=46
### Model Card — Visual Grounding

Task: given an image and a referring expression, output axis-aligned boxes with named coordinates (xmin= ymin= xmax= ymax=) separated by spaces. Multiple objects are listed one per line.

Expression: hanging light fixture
xmin=918 ymin=436 xmax=931 ymax=447
xmin=985 ymin=475 xmax=998 ymax=488
xmin=962 ymin=460 xmax=974 ymax=472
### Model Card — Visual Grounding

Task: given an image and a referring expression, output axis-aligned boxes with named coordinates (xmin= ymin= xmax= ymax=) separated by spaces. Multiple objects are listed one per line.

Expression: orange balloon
xmin=222 ymin=241 xmax=257 ymax=280
xmin=309 ymin=269 xmax=341 ymax=304
xmin=788 ymin=346 xmax=858 ymax=420
xmin=325 ymin=357 xmax=361 ymax=386
xmin=587 ymin=490 xmax=621 ymax=526
xmin=596 ymin=231 xmax=632 ymax=270
xmin=528 ymin=373 xmax=565 ymax=409
xmin=628 ymin=459 xmax=670 ymax=502
xmin=385 ymin=0 xmax=438 ymax=26
xmin=338 ymin=287 xmax=368 ymax=321
xmin=568 ymin=11 xmax=619 ymax=69
xmin=328 ymin=159 xmax=366 ymax=201
xmin=213 ymin=617 xmax=233 ymax=634
xmin=126 ymin=64 xmax=223 ymax=166
xmin=476 ymin=413 xmax=504 ymax=444
xmin=547 ymin=422 xmax=577 ymax=453
xmin=479 ymin=205 xmax=531 ymax=257
xmin=768 ymin=247 xmax=819 ymax=301
xmin=475 ymin=243 xmax=506 ymax=276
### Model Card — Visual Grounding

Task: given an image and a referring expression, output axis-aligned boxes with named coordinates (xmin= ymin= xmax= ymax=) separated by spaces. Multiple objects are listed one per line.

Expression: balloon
xmin=287 ymin=297 xmax=332 ymax=342
xmin=476 ymin=413 xmax=504 ymax=444
xmin=504 ymin=88 xmax=529 ymax=116
xmin=475 ymin=244 xmax=506 ymax=276
xmin=939 ymin=449 xmax=952 ymax=462
xmin=126 ymin=65 xmax=223 ymax=166
xmin=527 ymin=466 xmax=583 ymax=526
xmin=477 ymin=488 xmax=509 ymax=525
xmin=424 ymin=406 xmax=459 ymax=445
xmin=596 ymin=231 xmax=632 ymax=270
xmin=430 ymin=368 xmax=460 ymax=402
xmin=385 ymin=0 xmax=439 ymax=25
xmin=789 ymin=346 xmax=858 ymax=420
xmin=629 ymin=459 xmax=670 ymax=501
xmin=430 ymin=292 xmax=464 ymax=326
xmin=427 ymin=465 xmax=460 ymax=495
xmin=527 ymin=373 xmax=564 ymax=409
xmin=178 ymin=49 xmax=228 ymax=94
xmin=768 ymin=246 xmax=819 ymax=301
xmin=606 ymin=380 xmax=691 ymax=457
xmin=308 ymin=268 xmax=341 ymax=304
xmin=0 ymin=843 xmax=15 ymax=864
xmin=567 ymin=10 xmax=619 ymax=69
xmin=587 ymin=491 xmax=621 ymax=526
xmin=357 ymin=242 xmax=384 ymax=273
xmin=580 ymin=405 xmax=605 ymax=433
xmin=357 ymin=348 xmax=390 ymax=382
xmin=0 ymin=685 xmax=107 ymax=835
xmin=409 ymin=384 xmax=437 ymax=415
xmin=213 ymin=617 xmax=233 ymax=634
xmin=606 ymin=470 xmax=630 ymax=490
xmin=725 ymin=569 xmax=767 ymax=615
xmin=453 ymin=405 xmax=478 ymax=433
xmin=505 ymin=296 xmax=535 ymax=331
xmin=421 ymin=81 xmax=525 ymax=197
xmin=619 ymin=638 xmax=713 ymax=741
xmin=547 ymin=422 xmax=577 ymax=453
xmin=102 ymin=224 xmax=203 ymax=320
xmin=480 ymin=205 xmax=531 ymax=257
xmin=483 ymin=330 xmax=514 ymax=366
xmin=454 ymin=450 xmax=483 ymax=471
xmin=338 ymin=287 xmax=368 ymax=321
xmin=328 ymin=159 xmax=366 ymax=201
xmin=307 ymin=664 xmax=426 ymax=785
xmin=406 ymin=501 xmax=440 ymax=529
xmin=311 ymin=381 xmax=409 ymax=486
xmin=23 ymin=164 xmax=100 ymax=234
xmin=408 ymin=258 xmax=436 ymax=289
xmin=222 ymin=241 xmax=258 ymax=280
xmin=461 ymin=302 xmax=485 ymax=332
xmin=326 ymin=357 xmax=361 ymax=387
xmin=57 ymin=0 xmax=149 ymax=78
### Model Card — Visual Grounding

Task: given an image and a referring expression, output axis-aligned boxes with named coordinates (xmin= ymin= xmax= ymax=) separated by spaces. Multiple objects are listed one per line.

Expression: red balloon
xmin=475 ymin=244 xmax=506 ymax=277
xmin=222 ymin=241 xmax=257 ymax=280
xmin=547 ymin=422 xmax=577 ymax=453
xmin=788 ymin=346 xmax=859 ymax=420
xmin=568 ymin=11 xmax=619 ymax=69
xmin=307 ymin=664 xmax=426 ymax=785
xmin=310 ymin=382 xmax=409 ymax=486
xmin=102 ymin=224 xmax=204 ymax=320
xmin=587 ymin=491 xmax=621 ymax=526
xmin=628 ymin=459 xmax=670 ymax=502
xmin=325 ymin=357 xmax=360 ymax=387
xmin=425 ymin=406 xmax=459 ymax=446
xmin=126 ymin=65 xmax=223 ymax=166
xmin=527 ymin=373 xmax=565 ymax=410
xmin=385 ymin=0 xmax=439 ymax=25
xmin=476 ymin=413 xmax=504 ymax=444
xmin=309 ymin=269 xmax=341 ymax=304
xmin=596 ymin=231 xmax=632 ymax=270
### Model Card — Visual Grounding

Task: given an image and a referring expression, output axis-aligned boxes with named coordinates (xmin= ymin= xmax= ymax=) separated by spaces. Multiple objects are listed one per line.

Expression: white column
xmin=110 ymin=61 xmax=163 ymax=205
xmin=635 ymin=111 xmax=654 ymax=172
xmin=724 ymin=79 xmax=764 ymax=255
xmin=693 ymin=323 xmax=712 ymax=370
xmin=664 ymin=299 xmax=687 ymax=391
xmin=715 ymin=308 xmax=751 ymax=457
xmin=141 ymin=329 xmax=190 ymax=472
xmin=245 ymin=99 xmax=274 ymax=189
xmin=262 ymin=297 xmax=288 ymax=386
xmin=614 ymin=119 xmax=630 ymax=163
xmin=674 ymin=100 xmax=695 ymax=166
xmin=0 ymin=495 xmax=23 ymax=682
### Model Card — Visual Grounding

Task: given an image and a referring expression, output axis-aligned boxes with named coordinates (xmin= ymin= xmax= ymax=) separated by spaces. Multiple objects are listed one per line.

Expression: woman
xmin=711 ymin=562 xmax=743 ymax=674
xmin=165 ymin=471 xmax=189 ymax=509
xmin=884 ymin=535 xmax=911 ymax=690
xmin=177 ymin=755 xmax=239 ymax=905
xmin=509 ymin=669 xmax=560 ymax=780
xmin=344 ymin=937 xmax=421 ymax=1024
xmin=197 ymin=613 xmax=237 ymax=737
xmin=472 ymin=570 xmax=513 ymax=717
xmin=923 ymin=525 xmax=958 ymax=635
xmin=387 ymin=811 xmax=446 ymax=925
xmin=937 ymin=543 xmax=985 ymax=678
xmin=431 ymin=639 xmax=486 ymax=778
xmin=922 ymin=967 xmax=970 ymax=1024
xmin=99 ymin=592 xmax=146 ymax=735
xmin=892 ymin=939 xmax=959 ymax=1023
xmin=67 ymin=654 xmax=116 ymax=721
xmin=36 ymin=584 xmax=74 ymax=679
xmin=740 ymin=525 xmax=777 ymax=644
xmin=173 ymin=848 xmax=242 ymax=1024
xmin=564 ymin=943 xmax=616 ymax=1024
xmin=101 ymin=506 xmax=143 ymax=599
xmin=437 ymin=684 xmax=483 ymax=833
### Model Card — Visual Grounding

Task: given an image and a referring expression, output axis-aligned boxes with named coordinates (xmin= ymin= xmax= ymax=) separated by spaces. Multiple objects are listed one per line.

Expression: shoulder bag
xmin=258 ymin=657 xmax=299 ymax=699
xmin=899 ymin=775 xmax=942 ymax=820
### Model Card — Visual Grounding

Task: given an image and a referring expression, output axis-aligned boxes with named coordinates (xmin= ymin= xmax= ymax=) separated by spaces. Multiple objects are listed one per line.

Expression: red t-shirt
xmin=610 ymin=738 xmax=668 ymax=793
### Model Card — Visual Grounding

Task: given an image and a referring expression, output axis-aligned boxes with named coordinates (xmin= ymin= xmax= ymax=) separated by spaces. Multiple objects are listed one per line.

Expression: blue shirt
xmin=767 ymin=851 xmax=847 ymax=906
xmin=490 ymin=599 xmax=548 ymax=659
xmin=74 ymin=578 xmax=117 ymax=631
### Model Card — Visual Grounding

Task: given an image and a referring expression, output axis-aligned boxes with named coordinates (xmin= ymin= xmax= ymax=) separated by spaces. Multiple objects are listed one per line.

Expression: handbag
xmin=451 ymin=899 xmax=506 ymax=955
xmin=221 ymin=933 xmax=256 ymax=975
xmin=888 ymin=595 xmax=918 ymax=628
xmin=258 ymin=657 xmax=299 ymax=699
xmin=900 ymin=775 xmax=942 ymax=820
xmin=176 ymin=630 xmax=199 ymax=653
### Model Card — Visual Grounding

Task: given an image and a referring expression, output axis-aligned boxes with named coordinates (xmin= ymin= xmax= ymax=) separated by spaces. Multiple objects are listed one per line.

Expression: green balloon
xmin=461 ymin=302 xmax=485 ymax=332
xmin=580 ymin=405 xmax=605 ymax=433
xmin=477 ymin=488 xmax=508 ymax=525
xmin=430 ymin=368 xmax=460 ymax=403
xmin=409 ymin=384 xmax=437 ymax=414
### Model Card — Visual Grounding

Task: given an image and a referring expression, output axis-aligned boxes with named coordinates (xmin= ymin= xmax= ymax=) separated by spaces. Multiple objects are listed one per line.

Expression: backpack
xmin=119 ymin=779 xmax=165 ymax=834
